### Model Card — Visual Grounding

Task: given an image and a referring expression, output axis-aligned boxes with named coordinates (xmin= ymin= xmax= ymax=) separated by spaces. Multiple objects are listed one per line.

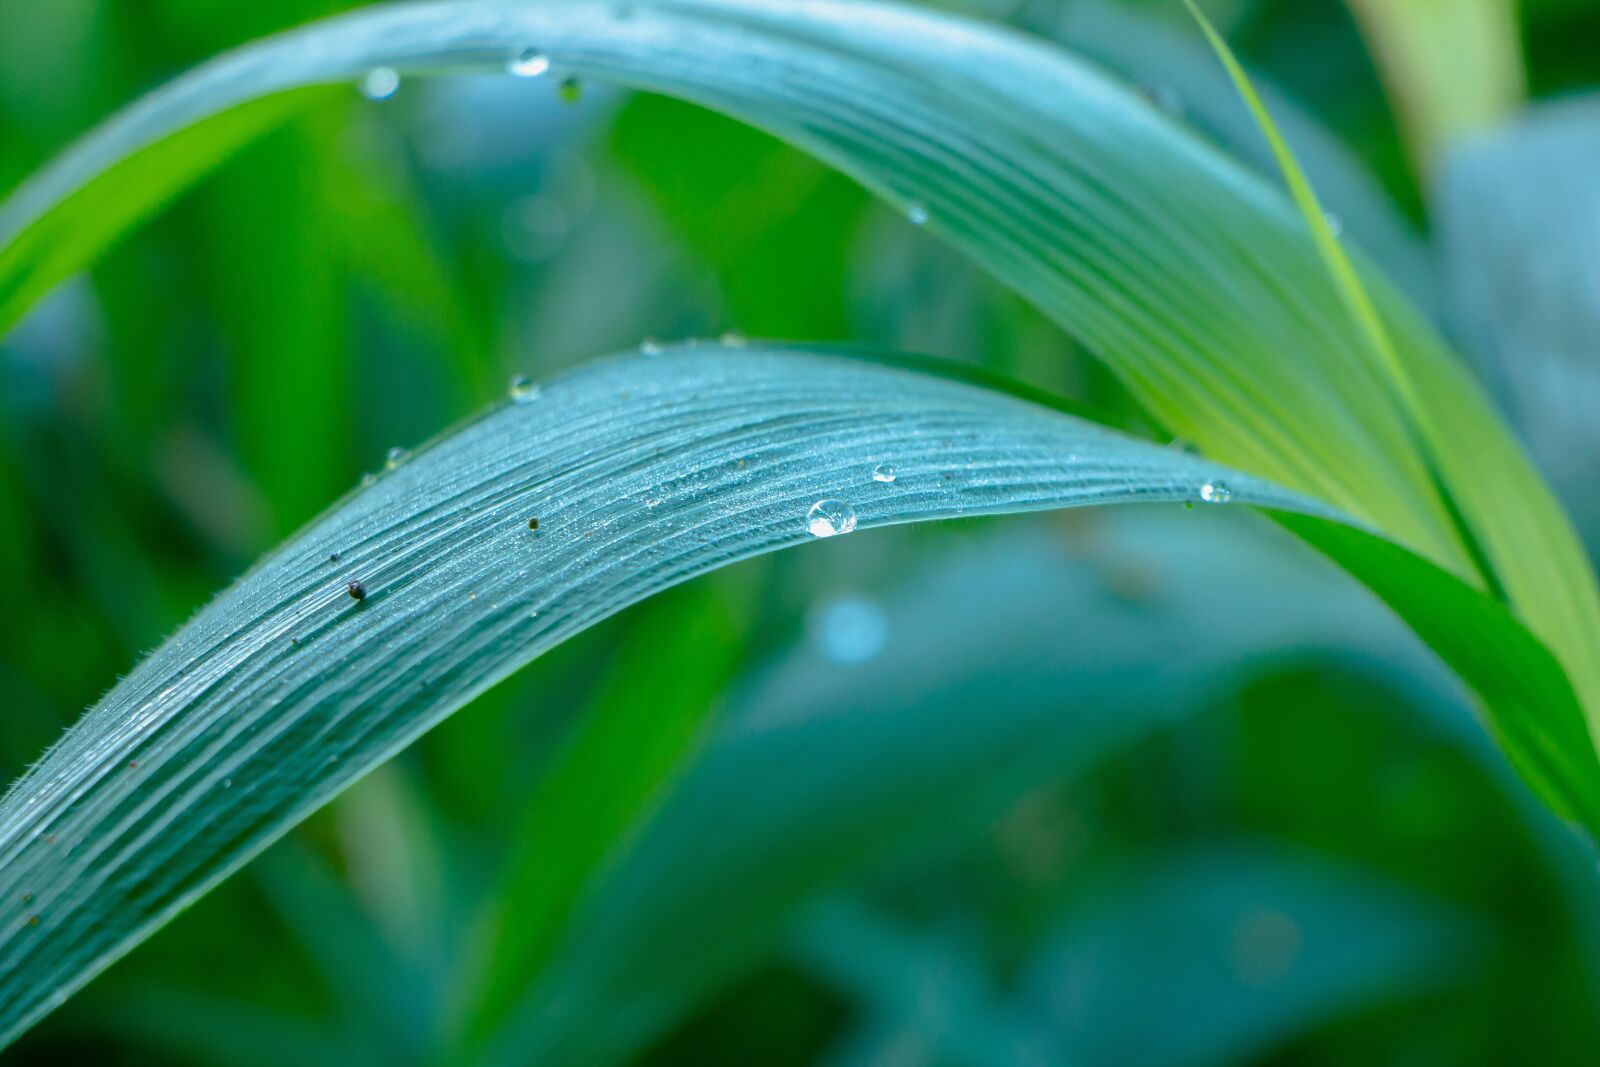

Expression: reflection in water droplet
xmin=360 ymin=67 xmax=401 ymax=101
xmin=508 ymin=374 xmax=541 ymax=402
xmin=806 ymin=499 xmax=858 ymax=538
xmin=508 ymin=48 xmax=550 ymax=78
xmin=811 ymin=595 xmax=889 ymax=665
xmin=1200 ymin=480 xmax=1233 ymax=504
xmin=871 ymin=463 xmax=897 ymax=484
xmin=385 ymin=446 xmax=409 ymax=470
xmin=558 ymin=76 xmax=583 ymax=103
xmin=907 ymin=202 xmax=929 ymax=226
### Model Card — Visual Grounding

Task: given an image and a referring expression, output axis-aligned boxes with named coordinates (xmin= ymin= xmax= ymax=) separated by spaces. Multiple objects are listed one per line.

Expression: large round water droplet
xmin=360 ymin=67 xmax=401 ymax=101
xmin=1199 ymin=480 xmax=1233 ymax=504
xmin=508 ymin=48 xmax=550 ymax=78
xmin=508 ymin=374 xmax=541 ymax=402
xmin=806 ymin=499 xmax=858 ymax=538
xmin=871 ymin=462 xmax=897 ymax=484
xmin=384 ymin=446 xmax=409 ymax=471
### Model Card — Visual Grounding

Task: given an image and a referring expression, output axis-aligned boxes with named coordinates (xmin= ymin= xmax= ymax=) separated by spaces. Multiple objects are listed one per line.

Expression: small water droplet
xmin=1324 ymin=211 xmax=1344 ymax=237
xmin=907 ymin=202 xmax=929 ymax=226
xmin=508 ymin=374 xmax=541 ymax=402
xmin=508 ymin=48 xmax=551 ymax=78
xmin=222 ymin=778 xmax=233 ymax=789
xmin=360 ymin=472 xmax=377 ymax=488
xmin=806 ymin=499 xmax=858 ymax=538
xmin=720 ymin=331 xmax=747 ymax=347
xmin=1200 ymin=481 xmax=1233 ymax=504
xmin=645 ymin=497 xmax=662 ymax=509
xmin=529 ymin=609 xmax=541 ymax=619
xmin=384 ymin=446 xmax=409 ymax=470
xmin=360 ymin=66 xmax=401 ymax=101
xmin=871 ymin=463 xmax=897 ymax=484
xmin=557 ymin=76 xmax=583 ymax=104
xmin=640 ymin=337 xmax=663 ymax=355
xmin=1136 ymin=81 xmax=1183 ymax=116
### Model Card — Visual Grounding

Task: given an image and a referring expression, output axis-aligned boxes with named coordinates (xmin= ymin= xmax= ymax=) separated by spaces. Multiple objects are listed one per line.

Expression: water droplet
xmin=529 ymin=609 xmax=541 ymax=619
xmin=1200 ymin=481 xmax=1233 ymax=504
xmin=1324 ymin=211 xmax=1344 ymax=237
xmin=557 ymin=76 xmax=583 ymax=104
xmin=360 ymin=66 xmax=401 ymax=101
xmin=640 ymin=337 xmax=663 ymax=356
xmin=644 ymin=497 xmax=662 ymax=509
xmin=811 ymin=595 xmax=889 ymax=665
xmin=806 ymin=499 xmax=858 ymax=538
xmin=871 ymin=463 xmax=897 ymax=484
xmin=508 ymin=48 xmax=550 ymax=78
xmin=222 ymin=778 xmax=233 ymax=789
xmin=1136 ymin=81 xmax=1183 ymax=116
xmin=360 ymin=472 xmax=377 ymax=488
xmin=907 ymin=202 xmax=929 ymax=226
xmin=508 ymin=374 xmax=541 ymax=402
xmin=384 ymin=446 xmax=409 ymax=470
xmin=720 ymin=331 xmax=747 ymax=347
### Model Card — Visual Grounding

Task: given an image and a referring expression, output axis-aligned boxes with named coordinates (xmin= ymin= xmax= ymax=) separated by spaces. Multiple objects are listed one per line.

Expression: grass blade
xmin=3 ymin=0 xmax=1596 ymax=735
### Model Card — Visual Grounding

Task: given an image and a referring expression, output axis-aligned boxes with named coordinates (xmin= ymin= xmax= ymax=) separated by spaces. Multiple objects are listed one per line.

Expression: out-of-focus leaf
xmin=1346 ymin=0 xmax=1525 ymax=170
xmin=1435 ymin=95 xmax=1600 ymax=555
xmin=1015 ymin=841 xmax=1477 ymax=1067
xmin=0 ymin=86 xmax=329 ymax=334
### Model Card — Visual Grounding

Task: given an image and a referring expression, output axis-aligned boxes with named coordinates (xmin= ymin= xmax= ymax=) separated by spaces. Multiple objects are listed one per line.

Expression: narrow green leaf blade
xmin=4 ymin=0 xmax=1596 ymax=737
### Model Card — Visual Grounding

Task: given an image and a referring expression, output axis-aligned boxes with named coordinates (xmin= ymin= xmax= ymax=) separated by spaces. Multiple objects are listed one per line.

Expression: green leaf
xmin=474 ymin=510 xmax=1495 ymax=1063
xmin=3 ymin=0 xmax=1595 ymax=736
xmin=0 ymin=343 xmax=1591 ymax=1051
xmin=0 ymin=86 xmax=327 ymax=334
xmin=2 ymin=0 xmax=1599 ymax=1048
xmin=1346 ymin=0 xmax=1526 ymax=170
xmin=1435 ymin=95 xmax=1600 ymax=554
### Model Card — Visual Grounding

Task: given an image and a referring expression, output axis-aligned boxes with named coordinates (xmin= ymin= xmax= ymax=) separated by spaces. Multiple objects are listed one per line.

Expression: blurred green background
xmin=4 ymin=0 xmax=1600 ymax=1063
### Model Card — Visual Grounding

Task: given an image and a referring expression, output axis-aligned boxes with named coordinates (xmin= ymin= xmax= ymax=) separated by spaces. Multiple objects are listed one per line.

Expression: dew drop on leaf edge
xmin=1199 ymin=480 xmax=1233 ymax=504
xmin=508 ymin=48 xmax=550 ymax=78
xmin=384 ymin=446 xmax=409 ymax=470
xmin=806 ymin=499 xmax=858 ymax=538
xmin=508 ymin=374 xmax=541 ymax=402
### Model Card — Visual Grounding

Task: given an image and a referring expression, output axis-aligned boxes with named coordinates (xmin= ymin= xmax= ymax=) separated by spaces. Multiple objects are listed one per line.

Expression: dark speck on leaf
xmin=347 ymin=580 xmax=367 ymax=601
xmin=328 ymin=551 xmax=341 ymax=563
xmin=528 ymin=517 xmax=540 ymax=531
